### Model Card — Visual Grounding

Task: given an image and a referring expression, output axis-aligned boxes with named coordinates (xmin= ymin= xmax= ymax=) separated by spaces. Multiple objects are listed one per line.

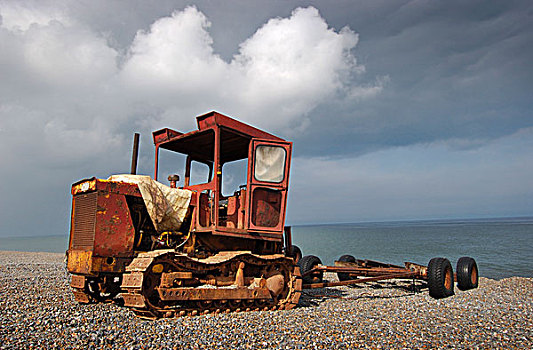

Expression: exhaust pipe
xmin=130 ymin=133 xmax=140 ymax=175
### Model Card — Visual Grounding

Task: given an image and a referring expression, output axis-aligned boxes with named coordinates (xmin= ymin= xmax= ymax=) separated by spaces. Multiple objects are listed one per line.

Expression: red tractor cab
xmin=152 ymin=111 xmax=292 ymax=255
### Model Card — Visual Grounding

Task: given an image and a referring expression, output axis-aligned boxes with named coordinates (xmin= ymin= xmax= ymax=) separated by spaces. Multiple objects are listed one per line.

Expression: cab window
xmin=254 ymin=145 xmax=286 ymax=183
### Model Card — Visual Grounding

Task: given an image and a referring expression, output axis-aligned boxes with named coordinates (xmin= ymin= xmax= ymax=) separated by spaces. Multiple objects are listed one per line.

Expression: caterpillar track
xmin=120 ymin=250 xmax=302 ymax=319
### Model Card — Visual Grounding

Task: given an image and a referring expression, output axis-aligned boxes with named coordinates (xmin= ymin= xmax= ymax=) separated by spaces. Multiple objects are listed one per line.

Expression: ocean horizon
xmin=1 ymin=216 xmax=532 ymax=280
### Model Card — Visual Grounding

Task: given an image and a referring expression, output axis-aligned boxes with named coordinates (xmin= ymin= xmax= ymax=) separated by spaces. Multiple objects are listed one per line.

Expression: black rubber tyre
xmin=427 ymin=257 xmax=455 ymax=299
xmin=456 ymin=257 xmax=479 ymax=290
xmin=337 ymin=254 xmax=356 ymax=281
xmin=287 ymin=245 xmax=302 ymax=264
xmin=298 ymin=255 xmax=323 ymax=284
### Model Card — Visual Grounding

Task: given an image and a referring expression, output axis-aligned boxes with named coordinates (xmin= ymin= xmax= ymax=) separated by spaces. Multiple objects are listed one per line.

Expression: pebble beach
xmin=0 ymin=251 xmax=531 ymax=349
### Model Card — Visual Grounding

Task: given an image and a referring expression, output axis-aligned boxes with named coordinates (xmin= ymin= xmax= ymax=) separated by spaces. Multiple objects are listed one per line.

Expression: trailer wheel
xmin=337 ymin=254 xmax=356 ymax=281
xmin=427 ymin=257 xmax=454 ymax=298
xmin=456 ymin=257 xmax=478 ymax=290
xmin=299 ymin=255 xmax=323 ymax=284
xmin=287 ymin=245 xmax=302 ymax=264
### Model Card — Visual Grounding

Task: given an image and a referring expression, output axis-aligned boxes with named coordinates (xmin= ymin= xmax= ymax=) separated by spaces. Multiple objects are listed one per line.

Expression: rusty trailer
xmin=298 ymin=255 xmax=479 ymax=298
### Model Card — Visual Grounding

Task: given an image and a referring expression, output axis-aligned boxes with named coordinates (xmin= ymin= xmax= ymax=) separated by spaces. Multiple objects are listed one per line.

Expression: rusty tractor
xmin=66 ymin=111 xmax=478 ymax=319
xmin=67 ymin=112 xmax=302 ymax=318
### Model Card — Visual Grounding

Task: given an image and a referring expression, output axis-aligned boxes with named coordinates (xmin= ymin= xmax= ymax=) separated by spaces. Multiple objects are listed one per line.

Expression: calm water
xmin=0 ymin=235 xmax=69 ymax=254
xmin=292 ymin=217 xmax=533 ymax=280
xmin=1 ymin=217 xmax=531 ymax=279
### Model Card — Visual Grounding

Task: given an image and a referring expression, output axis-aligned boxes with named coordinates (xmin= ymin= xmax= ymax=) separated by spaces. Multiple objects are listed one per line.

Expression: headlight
xmin=72 ymin=178 xmax=97 ymax=195
xmin=80 ymin=182 xmax=90 ymax=192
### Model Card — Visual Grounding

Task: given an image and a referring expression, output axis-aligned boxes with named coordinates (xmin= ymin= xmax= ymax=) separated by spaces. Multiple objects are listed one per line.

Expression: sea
xmin=1 ymin=217 xmax=531 ymax=280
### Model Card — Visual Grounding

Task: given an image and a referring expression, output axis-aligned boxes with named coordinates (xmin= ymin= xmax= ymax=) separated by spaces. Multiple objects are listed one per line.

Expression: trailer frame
xmin=301 ymin=258 xmax=426 ymax=289
xmin=297 ymin=255 xmax=478 ymax=299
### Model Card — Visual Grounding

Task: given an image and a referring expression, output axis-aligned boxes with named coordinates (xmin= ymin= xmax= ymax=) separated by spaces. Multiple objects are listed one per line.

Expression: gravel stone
xmin=0 ymin=251 xmax=531 ymax=349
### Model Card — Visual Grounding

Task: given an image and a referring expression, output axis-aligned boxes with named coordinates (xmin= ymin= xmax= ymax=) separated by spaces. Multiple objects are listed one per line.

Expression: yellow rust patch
xmin=91 ymin=256 xmax=122 ymax=273
xmin=151 ymin=264 xmax=164 ymax=273
xmin=67 ymin=250 xmax=93 ymax=274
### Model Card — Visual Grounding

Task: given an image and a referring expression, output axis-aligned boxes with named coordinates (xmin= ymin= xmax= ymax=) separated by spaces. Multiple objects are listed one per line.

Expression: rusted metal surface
xmin=246 ymin=139 xmax=291 ymax=233
xmin=90 ymin=257 xmax=128 ymax=273
xmin=122 ymin=293 xmax=145 ymax=308
xmin=404 ymin=262 xmax=428 ymax=278
xmin=67 ymin=178 xmax=143 ymax=275
xmin=325 ymin=264 xmax=420 ymax=278
xmin=67 ymin=111 xmax=303 ymax=317
xmin=303 ymin=272 xmax=418 ymax=289
xmin=300 ymin=259 xmax=431 ymax=290
xmin=70 ymin=193 xmax=97 ymax=250
xmin=118 ymin=251 xmax=301 ymax=317
xmin=67 ymin=250 xmax=93 ymax=275
xmin=71 ymin=178 xmax=97 ymax=196
xmin=195 ymin=251 xmax=285 ymax=264
xmin=68 ymin=181 xmax=140 ymax=262
xmin=71 ymin=178 xmax=142 ymax=197
xmin=288 ymin=266 xmax=303 ymax=308
xmin=157 ymin=286 xmax=272 ymax=301
xmin=121 ymin=272 xmax=144 ymax=289
xmin=337 ymin=258 xmax=404 ymax=269
xmin=66 ymin=109 xmax=467 ymax=319
xmin=70 ymin=275 xmax=86 ymax=289
xmin=93 ymin=191 xmax=135 ymax=256
xmin=160 ymin=271 xmax=193 ymax=287
xmin=152 ymin=111 xmax=292 ymax=240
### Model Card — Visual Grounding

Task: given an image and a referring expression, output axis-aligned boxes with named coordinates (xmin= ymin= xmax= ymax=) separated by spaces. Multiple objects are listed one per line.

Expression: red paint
xmin=153 ymin=111 xmax=292 ymax=241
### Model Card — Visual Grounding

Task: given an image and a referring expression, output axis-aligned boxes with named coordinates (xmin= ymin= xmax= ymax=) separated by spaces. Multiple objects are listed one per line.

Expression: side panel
xmin=93 ymin=192 xmax=136 ymax=257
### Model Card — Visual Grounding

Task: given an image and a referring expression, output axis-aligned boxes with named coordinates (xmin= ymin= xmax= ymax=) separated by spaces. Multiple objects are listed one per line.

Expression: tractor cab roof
xmin=152 ymin=111 xmax=284 ymax=164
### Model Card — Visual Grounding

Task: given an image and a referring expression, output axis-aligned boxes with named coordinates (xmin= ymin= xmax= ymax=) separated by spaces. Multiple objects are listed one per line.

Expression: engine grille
xmin=71 ymin=192 xmax=97 ymax=250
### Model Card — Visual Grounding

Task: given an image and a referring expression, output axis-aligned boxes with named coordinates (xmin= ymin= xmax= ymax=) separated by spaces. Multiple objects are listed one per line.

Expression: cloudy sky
xmin=0 ymin=0 xmax=532 ymax=237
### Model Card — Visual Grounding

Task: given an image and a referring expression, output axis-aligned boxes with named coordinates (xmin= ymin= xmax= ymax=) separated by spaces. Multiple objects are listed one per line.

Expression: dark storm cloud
xmin=292 ymin=0 xmax=533 ymax=156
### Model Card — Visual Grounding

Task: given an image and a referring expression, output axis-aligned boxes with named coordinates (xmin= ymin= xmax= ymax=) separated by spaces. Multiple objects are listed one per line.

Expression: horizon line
xmin=1 ymin=215 xmax=532 ymax=239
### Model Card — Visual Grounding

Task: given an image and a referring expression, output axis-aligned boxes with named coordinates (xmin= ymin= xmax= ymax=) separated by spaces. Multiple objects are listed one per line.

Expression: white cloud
xmin=119 ymin=6 xmax=373 ymax=131
xmin=0 ymin=12 xmax=117 ymax=93
xmin=0 ymin=1 xmax=72 ymax=31
xmin=230 ymin=7 xmax=361 ymax=126
xmin=1 ymin=4 xmax=374 ymax=147
xmin=0 ymin=6 xmax=121 ymax=170
xmin=22 ymin=22 xmax=117 ymax=88
xmin=120 ymin=6 xmax=228 ymax=100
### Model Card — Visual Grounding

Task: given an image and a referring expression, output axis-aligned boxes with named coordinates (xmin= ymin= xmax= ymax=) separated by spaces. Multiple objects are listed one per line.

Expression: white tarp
xmin=108 ymin=174 xmax=192 ymax=232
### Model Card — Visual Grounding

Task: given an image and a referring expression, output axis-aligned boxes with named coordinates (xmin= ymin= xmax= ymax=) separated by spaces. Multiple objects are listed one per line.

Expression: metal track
xmin=121 ymin=251 xmax=301 ymax=319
